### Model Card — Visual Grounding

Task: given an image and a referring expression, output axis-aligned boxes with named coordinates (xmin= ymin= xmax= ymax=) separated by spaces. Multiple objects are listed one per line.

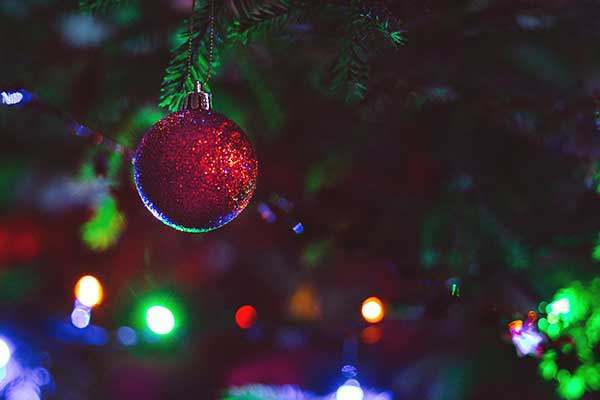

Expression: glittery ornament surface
xmin=133 ymin=110 xmax=258 ymax=232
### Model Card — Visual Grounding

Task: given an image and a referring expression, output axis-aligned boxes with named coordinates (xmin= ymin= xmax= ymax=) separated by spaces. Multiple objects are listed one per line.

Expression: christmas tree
xmin=2 ymin=0 xmax=600 ymax=398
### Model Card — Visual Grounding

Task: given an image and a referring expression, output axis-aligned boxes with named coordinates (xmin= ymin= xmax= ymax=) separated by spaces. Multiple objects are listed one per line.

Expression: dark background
xmin=2 ymin=0 xmax=600 ymax=398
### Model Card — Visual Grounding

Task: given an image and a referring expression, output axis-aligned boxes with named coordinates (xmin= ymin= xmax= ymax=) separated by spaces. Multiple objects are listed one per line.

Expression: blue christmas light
xmin=71 ymin=305 xmax=91 ymax=329
xmin=292 ymin=222 xmax=304 ymax=234
xmin=116 ymin=326 xmax=138 ymax=346
xmin=0 ymin=339 xmax=11 ymax=369
xmin=258 ymin=202 xmax=276 ymax=223
xmin=0 ymin=90 xmax=31 ymax=106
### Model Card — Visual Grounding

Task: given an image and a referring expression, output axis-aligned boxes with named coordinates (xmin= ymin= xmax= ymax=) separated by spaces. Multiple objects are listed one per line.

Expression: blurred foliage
xmin=0 ymin=267 xmax=40 ymax=303
xmin=81 ymin=195 xmax=126 ymax=251
xmin=421 ymin=196 xmax=531 ymax=273
xmin=0 ymin=160 xmax=25 ymax=207
xmin=332 ymin=0 xmax=405 ymax=101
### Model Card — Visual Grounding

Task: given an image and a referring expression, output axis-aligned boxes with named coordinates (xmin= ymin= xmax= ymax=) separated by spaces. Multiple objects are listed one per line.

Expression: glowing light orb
xmin=71 ymin=306 xmax=91 ymax=329
xmin=551 ymin=298 xmax=570 ymax=314
xmin=74 ymin=275 xmax=103 ymax=308
xmin=146 ymin=305 xmax=175 ymax=335
xmin=1 ymin=91 xmax=24 ymax=105
xmin=336 ymin=379 xmax=364 ymax=400
xmin=292 ymin=222 xmax=304 ymax=234
xmin=235 ymin=305 xmax=257 ymax=329
xmin=361 ymin=297 xmax=384 ymax=323
xmin=0 ymin=339 xmax=11 ymax=369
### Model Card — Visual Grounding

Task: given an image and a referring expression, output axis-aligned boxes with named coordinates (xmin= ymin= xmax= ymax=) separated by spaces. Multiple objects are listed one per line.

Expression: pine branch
xmin=331 ymin=8 xmax=370 ymax=102
xmin=153 ymin=0 xmax=405 ymax=108
xmin=331 ymin=36 xmax=369 ymax=102
xmin=79 ymin=0 xmax=127 ymax=13
xmin=330 ymin=1 xmax=405 ymax=102
xmin=355 ymin=1 xmax=405 ymax=48
xmin=159 ymin=1 xmax=223 ymax=112
xmin=226 ymin=0 xmax=307 ymax=44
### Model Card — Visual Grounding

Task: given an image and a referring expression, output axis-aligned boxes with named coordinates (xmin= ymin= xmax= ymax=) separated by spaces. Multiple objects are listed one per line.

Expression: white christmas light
xmin=336 ymin=379 xmax=364 ymax=400
xmin=0 ymin=339 xmax=10 ymax=369
xmin=1 ymin=91 xmax=24 ymax=105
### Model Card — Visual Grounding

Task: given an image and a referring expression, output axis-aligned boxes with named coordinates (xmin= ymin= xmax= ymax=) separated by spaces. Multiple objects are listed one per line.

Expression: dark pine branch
xmin=78 ymin=0 xmax=405 ymax=107
xmin=79 ymin=0 xmax=127 ymax=13
xmin=226 ymin=0 xmax=308 ymax=44
xmin=159 ymin=1 xmax=223 ymax=112
xmin=331 ymin=0 xmax=405 ymax=102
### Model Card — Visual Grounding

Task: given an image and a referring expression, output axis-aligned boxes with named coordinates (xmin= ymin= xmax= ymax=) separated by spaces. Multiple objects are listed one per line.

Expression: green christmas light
xmin=550 ymin=298 xmax=570 ymax=314
xmin=534 ymin=278 xmax=600 ymax=399
xmin=539 ymin=357 xmax=558 ymax=381
xmin=558 ymin=374 xmax=585 ymax=400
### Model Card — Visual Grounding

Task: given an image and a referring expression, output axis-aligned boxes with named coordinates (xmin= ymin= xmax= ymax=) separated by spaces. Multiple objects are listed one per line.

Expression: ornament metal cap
xmin=183 ymin=81 xmax=212 ymax=111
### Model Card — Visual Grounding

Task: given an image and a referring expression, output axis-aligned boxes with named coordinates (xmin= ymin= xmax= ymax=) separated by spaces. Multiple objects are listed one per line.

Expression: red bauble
xmin=133 ymin=109 xmax=258 ymax=232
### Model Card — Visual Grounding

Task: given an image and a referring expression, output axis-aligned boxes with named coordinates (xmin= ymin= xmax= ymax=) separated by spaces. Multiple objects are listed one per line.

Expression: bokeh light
xmin=116 ymin=326 xmax=138 ymax=346
xmin=6 ymin=384 xmax=40 ymax=400
xmin=31 ymin=368 xmax=51 ymax=387
xmin=74 ymin=275 xmax=103 ymax=308
xmin=288 ymin=283 xmax=321 ymax=321
xmin=235 ymin=305 xmax=257 ymax=329
xmin=551 ymin=298 xmax=570 ymax=314
xmin=336 ymin=379 xmax=364 ymax=400
xmin=292 ymin=222 xmax=304 ymax=234
xmin=146 ymin=305 xmax=175 ymax=335
xmin=508 ymin=320 xmax=523 ymax=334
xmin=361 ymin=326 xmax=382 ymax=344
xmin=532 ymin=278 xmax=600 ymax=398
xmin=361 ymin=297 xmax=384 ymax=323
xmin=257 ymin=202 xmax=276 ymax=223
xmin=0 ymin=339 xmax=11 ymax=369
xmin=71 ymin=306 xmax=91 ymax=329
xmin=1 ymin=91 xmax=24 ymax=105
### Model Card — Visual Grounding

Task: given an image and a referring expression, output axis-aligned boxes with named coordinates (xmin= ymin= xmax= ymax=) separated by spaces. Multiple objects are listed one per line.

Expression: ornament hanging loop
xmin=183 ymin=80 xmax=212 ymax=111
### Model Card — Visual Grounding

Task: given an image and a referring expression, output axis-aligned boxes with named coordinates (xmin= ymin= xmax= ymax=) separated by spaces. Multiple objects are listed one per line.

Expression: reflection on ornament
xmin=133 ymin=85 xmax=258 ymax=232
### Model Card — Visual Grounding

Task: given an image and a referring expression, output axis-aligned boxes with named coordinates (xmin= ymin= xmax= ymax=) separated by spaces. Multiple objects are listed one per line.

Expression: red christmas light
xmin=235 ymin=305 xmax=257 ymax=329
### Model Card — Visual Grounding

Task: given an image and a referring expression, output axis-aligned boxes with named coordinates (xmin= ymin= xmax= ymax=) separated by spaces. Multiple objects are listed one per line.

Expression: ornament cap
xmin=183 ymin=81 xmax=212 ymax=111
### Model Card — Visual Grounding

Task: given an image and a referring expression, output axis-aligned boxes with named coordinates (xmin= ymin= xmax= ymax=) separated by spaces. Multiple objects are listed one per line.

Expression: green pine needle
xmin=79 ymin=0 xmax=127 ymax=13
xmin=159 ymin=1 xmax=222 ymax=112
xmin=227 ymin=0 xmax=305 ymax=44
xmin=330 ymin=1 xmax=405 ymax=101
